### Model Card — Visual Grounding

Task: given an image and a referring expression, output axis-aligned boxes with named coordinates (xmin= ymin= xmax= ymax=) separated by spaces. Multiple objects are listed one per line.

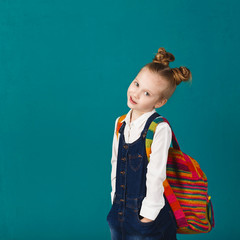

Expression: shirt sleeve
xmin=139 ymin=122 xmax=172 ymax=220
xmin=110 ymin=117 xmax=120 ymax=204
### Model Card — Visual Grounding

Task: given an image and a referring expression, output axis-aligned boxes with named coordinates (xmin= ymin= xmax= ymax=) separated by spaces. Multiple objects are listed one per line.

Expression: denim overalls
xmin=107 ymin=112 xmax=178 ymax=240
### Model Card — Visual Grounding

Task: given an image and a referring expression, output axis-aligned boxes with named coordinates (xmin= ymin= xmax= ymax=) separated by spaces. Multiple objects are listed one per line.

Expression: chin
xmin=127 ymin=101 xmax=131 ymax=109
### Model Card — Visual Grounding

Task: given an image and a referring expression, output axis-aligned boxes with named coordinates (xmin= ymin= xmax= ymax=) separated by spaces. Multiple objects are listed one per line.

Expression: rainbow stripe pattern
xmin=116 ymin=114 xmax=215 ymax=234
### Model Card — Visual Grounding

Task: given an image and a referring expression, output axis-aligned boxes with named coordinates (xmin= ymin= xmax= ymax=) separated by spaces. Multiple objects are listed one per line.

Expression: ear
xmin=154 ymin=98 xmax=167 ymax=108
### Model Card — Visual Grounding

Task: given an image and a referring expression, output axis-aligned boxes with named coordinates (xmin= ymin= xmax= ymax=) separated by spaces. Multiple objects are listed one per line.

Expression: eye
xmin=144 ymin=92 xmax=150 ymax=96
xmin=134 ymin=81 xmax=139 ymax=87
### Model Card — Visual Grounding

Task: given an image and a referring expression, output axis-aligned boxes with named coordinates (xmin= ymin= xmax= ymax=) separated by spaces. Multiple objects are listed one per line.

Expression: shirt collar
xmin=123 ymin=108 xmax=156 ymax=126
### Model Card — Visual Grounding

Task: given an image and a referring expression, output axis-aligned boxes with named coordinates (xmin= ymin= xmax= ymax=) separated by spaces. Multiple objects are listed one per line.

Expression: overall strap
xmin=116 ymin=112 xmax=160 ymax=140
xmin=141 ymin=112 xmax=161 ymax=139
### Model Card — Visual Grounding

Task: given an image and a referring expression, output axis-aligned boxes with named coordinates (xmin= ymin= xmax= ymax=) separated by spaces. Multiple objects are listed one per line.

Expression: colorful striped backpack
xmin=116 ymin=112 xmax=215 ymax=234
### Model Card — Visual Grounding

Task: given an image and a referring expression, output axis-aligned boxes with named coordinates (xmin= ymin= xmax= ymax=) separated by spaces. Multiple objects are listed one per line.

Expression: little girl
xmin=107 ymin=47 xmax=192 ymax=240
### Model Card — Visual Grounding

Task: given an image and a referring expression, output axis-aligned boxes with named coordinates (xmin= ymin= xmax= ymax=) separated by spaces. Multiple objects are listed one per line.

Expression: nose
xmin=133 ymin=89 xmax=140 ymax=99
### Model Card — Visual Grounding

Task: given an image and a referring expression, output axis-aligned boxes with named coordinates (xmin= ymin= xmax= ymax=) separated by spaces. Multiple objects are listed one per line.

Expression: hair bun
xmin=153 ymin=47 xmax=175 ymax=66
xmin=172 ymin=66 xmax=192 ymax=85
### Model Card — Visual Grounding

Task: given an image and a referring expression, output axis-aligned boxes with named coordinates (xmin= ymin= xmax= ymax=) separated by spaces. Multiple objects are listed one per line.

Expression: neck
xmin=130 ymin=108 xmax=154 ymax=123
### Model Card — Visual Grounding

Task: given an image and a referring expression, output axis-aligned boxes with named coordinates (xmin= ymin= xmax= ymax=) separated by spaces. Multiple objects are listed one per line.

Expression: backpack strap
xmin=144 ymin=116 xmax=188 ymax=227
xmin=145 ymin=115 xmax=180 ymax=162
xmin=146 ymin=116 xmax=198 ymax=177
xmin=116 ymin=114 xmax=127 ymax=139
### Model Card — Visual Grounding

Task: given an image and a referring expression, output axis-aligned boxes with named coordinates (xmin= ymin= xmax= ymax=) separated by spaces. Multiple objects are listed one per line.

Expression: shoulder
xmin=155 ymin=121 xmax=171 ymax=132
xmin=114 ymin=113 xmax=127 ymax=125
xmin=114 ymin=116 xmax=121 ymax=125
xmin=113 ymin=114 xmax=126 ymax=133
xmin=150 ymin=121 xmax=172 ymax=148
xmin=153 ymin=121 xmax=172 ymax=139
xmin=114 ymin=115 xmax=123 ymax=125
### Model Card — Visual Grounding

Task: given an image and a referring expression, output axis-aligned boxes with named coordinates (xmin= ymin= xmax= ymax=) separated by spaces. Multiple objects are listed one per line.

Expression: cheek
xmin=127 ymin=85 xmax=133 ymax=93
xmin=140 ymin=97 xmax=152 ymax=106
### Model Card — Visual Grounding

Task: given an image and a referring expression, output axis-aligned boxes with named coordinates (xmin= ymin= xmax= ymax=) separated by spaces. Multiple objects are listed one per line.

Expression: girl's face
xmin=127 ymin=67 xmax=168 ymax=114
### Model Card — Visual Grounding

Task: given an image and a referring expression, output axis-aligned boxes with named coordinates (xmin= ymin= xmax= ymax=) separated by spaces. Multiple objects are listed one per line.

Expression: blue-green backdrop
xmin=0 ymin=0 xmax=239 ymax=239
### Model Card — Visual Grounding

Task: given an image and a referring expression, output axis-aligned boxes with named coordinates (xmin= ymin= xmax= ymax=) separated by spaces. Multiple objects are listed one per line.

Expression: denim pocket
xmin=133 ymin=208 xmax=156 ymax=226
xmin=129 ymin=153 xmax=143 ymax=171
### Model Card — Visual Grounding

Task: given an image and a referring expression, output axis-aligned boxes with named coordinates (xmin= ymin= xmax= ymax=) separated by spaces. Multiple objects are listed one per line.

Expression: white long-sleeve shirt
xmin=110 ymin=108 xmax=172 ymax=221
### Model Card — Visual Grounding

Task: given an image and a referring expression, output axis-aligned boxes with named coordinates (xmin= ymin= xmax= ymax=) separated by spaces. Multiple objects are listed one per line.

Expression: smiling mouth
xmin=130 ymin=96 xmax=137 ymax=104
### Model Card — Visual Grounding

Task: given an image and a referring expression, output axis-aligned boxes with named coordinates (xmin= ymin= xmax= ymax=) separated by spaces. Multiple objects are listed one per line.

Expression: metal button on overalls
xmin=107 ymin=112 xmax=178 ymax=240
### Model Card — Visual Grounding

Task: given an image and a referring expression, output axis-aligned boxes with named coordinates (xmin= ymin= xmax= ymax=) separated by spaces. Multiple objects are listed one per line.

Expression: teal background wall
xmin=0 ymin=0 xmax=239 ymax=239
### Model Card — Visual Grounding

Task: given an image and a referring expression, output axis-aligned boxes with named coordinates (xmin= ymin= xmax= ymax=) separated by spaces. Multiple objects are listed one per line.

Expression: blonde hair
xmin=142 ymin=47 xmax=192 ymax=100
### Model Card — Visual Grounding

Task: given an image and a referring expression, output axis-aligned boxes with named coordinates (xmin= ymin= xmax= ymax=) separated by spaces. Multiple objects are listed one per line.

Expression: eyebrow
xmin=135 ymin=77 xmax=154 ymax=95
